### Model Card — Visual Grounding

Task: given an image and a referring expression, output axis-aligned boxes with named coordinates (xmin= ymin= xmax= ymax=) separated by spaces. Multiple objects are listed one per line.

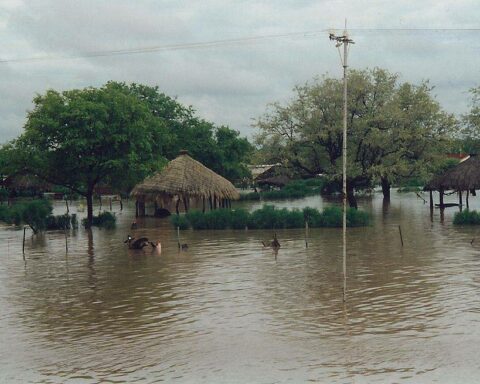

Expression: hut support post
xmin=459 ymin=190 xmax=463 ymax=211
xmin=139 ymin=201 xmax=145 ymax=217
xmin=467 ymin=190 xmax=470 ymax=209
xmin=202 ymin=197 xmax=206 ymax=213
xmin=439 ymin=188 xmax=444 ymax=208
xmin=135 ymin=200 xmax=139 ymax=217
xmin=183 ymin=197 xmax=189 ymax=213
xmin=429 ymin=191 xmax=434 ymax=211
xmin=176 ymin=198 xmax=180 ymax=215
xmin=208 ymin=196 xmax=213 ymax=211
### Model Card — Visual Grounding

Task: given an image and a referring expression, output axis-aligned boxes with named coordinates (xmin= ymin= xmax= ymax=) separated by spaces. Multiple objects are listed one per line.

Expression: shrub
xmin=46 ymin=213 xmax=78 ymax=230
xmin=82 ymin=211 xmax=116 ymax=229
xmin=170 ymin=205 xmax=370 ymax=230
xmin=170 ymin=214 xmax=190 ymax=230
xmin=453 ymin=210 xmax=480 ymax=225
xmin=9 ymin=200 xmax=53 ymax=233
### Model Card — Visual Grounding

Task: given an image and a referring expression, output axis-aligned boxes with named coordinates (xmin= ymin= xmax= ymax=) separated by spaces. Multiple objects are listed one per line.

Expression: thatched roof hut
xmin=424 ymin=155 xmax=480 ymax=191
xmin=257 ymin=175 xmax=291 ymax=188
xmin=131 ymin=151 xmax=239 ymax=214
xmin=424 ymin=155 xmax=480 ymax=209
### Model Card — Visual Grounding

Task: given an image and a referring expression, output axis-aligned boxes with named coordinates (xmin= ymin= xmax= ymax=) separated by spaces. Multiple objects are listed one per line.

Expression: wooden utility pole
xmin=329 ymin=22 xmax=354 ymax=301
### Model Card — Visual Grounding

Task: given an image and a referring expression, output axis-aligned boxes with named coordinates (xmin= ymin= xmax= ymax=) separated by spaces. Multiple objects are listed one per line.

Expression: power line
xmin=1 ymin=27 xmax=479 ymax=64
xmin=0 ymin=29 xmax=327 ymax=64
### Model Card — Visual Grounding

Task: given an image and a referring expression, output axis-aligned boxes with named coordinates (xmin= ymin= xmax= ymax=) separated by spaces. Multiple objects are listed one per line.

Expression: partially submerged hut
xmin=424 ymin=154 xmax=480 ymax=209
xmin=131 ymin=150 xmax=240 ymax=216
xmin=257 ymin=175 xmax=291 ymax=188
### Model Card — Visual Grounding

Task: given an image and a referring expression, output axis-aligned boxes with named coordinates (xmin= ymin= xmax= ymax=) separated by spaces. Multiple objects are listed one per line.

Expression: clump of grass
xmin=453 ymin=210 xmax=480 ymax=225
xmin=170 ymin=214 xmax=189 ymax=230
xmin=171 ymin=205 xmax=370 ymax=230
xmin=46 ymin=213 xmax=78 ymax=230
xmin=82 ymin=211 xmax=116 ymax=229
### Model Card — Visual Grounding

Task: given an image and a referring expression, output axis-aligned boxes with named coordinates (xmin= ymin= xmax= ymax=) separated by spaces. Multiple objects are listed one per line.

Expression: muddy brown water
xmin=1 ymin=192 xmax=480 ymax=383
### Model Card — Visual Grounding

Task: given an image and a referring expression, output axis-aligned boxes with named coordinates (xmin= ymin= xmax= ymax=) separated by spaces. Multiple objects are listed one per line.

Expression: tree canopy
xmin=255 ymin=68 xmax=457 ymax=206
xmin=0 ymin=81 xmax=253 ymax=225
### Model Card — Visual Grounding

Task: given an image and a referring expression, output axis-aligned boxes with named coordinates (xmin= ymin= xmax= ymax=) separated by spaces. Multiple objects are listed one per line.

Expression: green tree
xmin=8 ymin=82 xmax=168 ymax=227
xmin=460 ymin=87 xmax=480 ymax=154
xmin=115 ymin=83 xmax=252 ymax=181
xmin=255 ymin=68 xmax=455 ymax=206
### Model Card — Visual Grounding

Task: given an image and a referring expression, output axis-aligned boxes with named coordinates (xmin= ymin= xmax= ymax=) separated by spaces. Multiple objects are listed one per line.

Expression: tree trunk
xmin=381 ymin=177 xmax=391 ymax=201
xmin=86 ymin=192 xmax=94 ymax=228
xmin=347 ymin=183 xmax=357 ymax=209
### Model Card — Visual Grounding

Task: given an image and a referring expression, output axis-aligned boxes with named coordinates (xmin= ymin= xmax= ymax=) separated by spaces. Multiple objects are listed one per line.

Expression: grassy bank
xmin=240 ymin=178 xmax=325 ymax=201
xmin=171 ymin=205 xmax=370 ymax=230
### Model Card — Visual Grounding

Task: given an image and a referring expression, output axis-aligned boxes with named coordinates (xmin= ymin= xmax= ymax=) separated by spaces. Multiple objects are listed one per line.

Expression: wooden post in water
xmin=305 ymin=221 xmax=309 ymax=248
xmin=459 ymin=190 xmax=463 ymax=211
xmin=120 ymin=198 xmax=123 ymax=211
xmin=65 ymin=198 xmax=69 ymax=214
xmin=22 ymin=226 xmax=26 ymax=258
xmin=439 ymin=188 xmax=444 ymax=208
xmin=99 ymin=195 xmax=102 ymax=211
xmin=429 ymin=190 xmax=434 ymax=211
xmin=109 ymin=198 xmax=112 ymax=211
xmin=398 ymin=225 xmax=404 ymax=247
xmin=466 ymin=190 xmax=470 ymax=209
xmin=64 ymin=227 xmax=68 ymax=253
xmin=177 ymin=226 xmax=181 ymax=249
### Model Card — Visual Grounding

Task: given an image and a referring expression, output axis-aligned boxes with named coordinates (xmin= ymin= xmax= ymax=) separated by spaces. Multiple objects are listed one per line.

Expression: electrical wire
xmin=0 ymin=27 xmax=479 ymax=64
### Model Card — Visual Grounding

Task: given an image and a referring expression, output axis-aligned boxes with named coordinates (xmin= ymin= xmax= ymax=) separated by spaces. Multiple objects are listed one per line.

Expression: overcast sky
xmin=1 ymin=0 xmax=479 ymax=143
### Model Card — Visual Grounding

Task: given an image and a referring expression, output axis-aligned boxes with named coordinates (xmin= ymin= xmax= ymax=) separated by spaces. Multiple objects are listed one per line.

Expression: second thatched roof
xmin=425 ymin=155 xmax=480 ymax=191
xmin=131 ymin=151 xmax=240 ymax=201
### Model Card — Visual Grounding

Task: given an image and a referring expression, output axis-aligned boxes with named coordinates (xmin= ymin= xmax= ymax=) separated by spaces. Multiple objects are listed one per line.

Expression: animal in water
xmin=149 ymin=241 xmax=162 ymax=251
xmin=262 ymin=233 xmax=280 ymax=249
xmin=130 ymin=221 xmax=138 ymax=230
xmin=178 ymin=243 xmax=188 ymax=250
xmin=124 ymin=235 xmax=149 ymax=249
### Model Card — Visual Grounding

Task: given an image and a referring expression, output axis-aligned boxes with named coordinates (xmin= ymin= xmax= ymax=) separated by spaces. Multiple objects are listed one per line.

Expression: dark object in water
xmin=154 ymin=208 xmax=171 ymax=218
xmin=178 ymin=243 xmax=188 ymax=250
xmin=124 ymin=235 xmax=149 ymax=249
xmin=435 ymin=203 xmax=459 ymax=208
xmin=131 ymin=221 xmax=138 ymax=230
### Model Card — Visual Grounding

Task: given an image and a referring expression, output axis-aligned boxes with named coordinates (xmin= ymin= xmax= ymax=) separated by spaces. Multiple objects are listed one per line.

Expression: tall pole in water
xmin=329 ymin=22 xmax=354 ymax=301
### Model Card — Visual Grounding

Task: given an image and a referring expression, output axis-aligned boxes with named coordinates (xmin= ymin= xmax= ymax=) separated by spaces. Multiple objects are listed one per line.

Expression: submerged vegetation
xmin=81 ymin=211 xmax=116 ymax=229
xmin=0 ymin=200 xmax=77 ymax=233
xmin=453 ymin=210 xmax=480 ymax=225
xmin=240 ymin=178 xmax=325 ymax=201
xmin=170 ymin=205 xmax=370 ymax=230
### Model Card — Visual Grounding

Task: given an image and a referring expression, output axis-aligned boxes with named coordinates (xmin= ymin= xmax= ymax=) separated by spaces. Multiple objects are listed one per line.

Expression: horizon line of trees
xmin=254 ymin=67 xmax=480 ymax=208
xmin=1 ymin=68 xmax=480 ymax=226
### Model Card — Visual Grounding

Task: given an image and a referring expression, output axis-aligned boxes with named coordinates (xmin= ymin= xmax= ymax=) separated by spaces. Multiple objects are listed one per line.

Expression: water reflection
xmin=0 ymin=192 xmax=480 ymax=383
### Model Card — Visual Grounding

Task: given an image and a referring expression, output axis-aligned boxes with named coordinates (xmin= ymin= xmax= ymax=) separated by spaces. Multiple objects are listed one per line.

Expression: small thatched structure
xmin=131 ymin=150 xmax=239 ymax=215
xmin=257 ymin=175 xmax=291 ymax=188
xmin=424 ymin=154 xmax=480 ymax=208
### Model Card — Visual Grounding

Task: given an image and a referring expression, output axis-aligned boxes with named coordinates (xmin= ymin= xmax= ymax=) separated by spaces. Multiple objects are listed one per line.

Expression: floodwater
xmin=0 ymin=192 xmax=480 ymax=383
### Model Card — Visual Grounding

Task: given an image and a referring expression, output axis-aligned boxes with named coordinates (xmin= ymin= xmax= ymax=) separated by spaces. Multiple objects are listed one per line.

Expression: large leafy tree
xmin=115 ymin=83 xmax=253 ymax=181
xmin=460 ymin=87 xmax=480 ymax=154
xmin=8 ymin=82 xmax=168 ymax=227
xmin=255 ymin=68 xmax=455 ymax=206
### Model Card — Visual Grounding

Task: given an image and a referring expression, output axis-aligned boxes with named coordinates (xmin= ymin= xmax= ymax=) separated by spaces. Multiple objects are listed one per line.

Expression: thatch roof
xmin=131 ymin=151 xmax=240 ymax=201
xmin=425 ymin=155 xmax=480 ymax=191
xmin=2 ymin=174 xmax=52 ymax=191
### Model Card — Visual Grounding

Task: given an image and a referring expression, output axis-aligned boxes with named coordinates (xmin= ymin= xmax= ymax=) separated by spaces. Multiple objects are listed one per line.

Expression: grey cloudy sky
xmin=1 ymin=0 xmax=479 ymax=143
